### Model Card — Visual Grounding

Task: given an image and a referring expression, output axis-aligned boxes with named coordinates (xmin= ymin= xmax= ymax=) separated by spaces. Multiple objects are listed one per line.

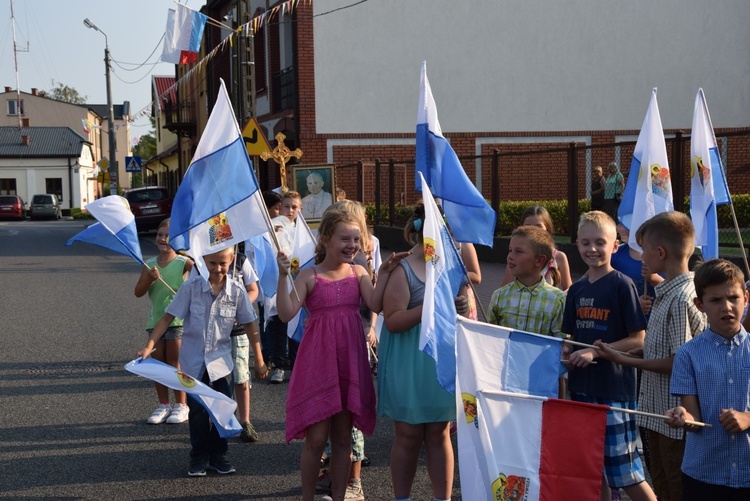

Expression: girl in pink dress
xmin=276 ymin=201 xmax=408 ymax=501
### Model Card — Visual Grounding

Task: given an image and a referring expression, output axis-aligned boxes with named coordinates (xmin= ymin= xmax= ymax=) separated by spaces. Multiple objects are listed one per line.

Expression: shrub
xmin=70 ymin=208 xmax=94 ymax=219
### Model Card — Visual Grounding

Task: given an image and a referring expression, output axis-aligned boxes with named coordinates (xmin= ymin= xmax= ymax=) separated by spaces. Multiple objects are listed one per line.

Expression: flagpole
xmin=141 ymin=263 xmax=177 ymax=295
xmin=700 ymin=89 xmax=750 ymax=276
xmin=251 ymin=189 xmax=301 ymax=303
xmin=609 ymin=406 xmax=711 ymax=428
xmin=563 ymin=338 xmax=637 ymax=358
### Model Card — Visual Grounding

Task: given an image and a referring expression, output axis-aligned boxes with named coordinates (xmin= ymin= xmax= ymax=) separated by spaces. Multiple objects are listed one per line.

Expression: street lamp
xmin=83 ymin=18 xmax=117 ymax=195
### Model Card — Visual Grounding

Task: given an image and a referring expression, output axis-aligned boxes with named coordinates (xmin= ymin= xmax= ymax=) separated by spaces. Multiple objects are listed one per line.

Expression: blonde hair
xmin=314 ymin=200 xmax=366 ymax=265
xmin=158 ymin=218 xmax=170 ymax=230
xmin=635 ymin=211 xmax=695 ymax=260
xmin=282 ymin=190 xmax=302 ymax=202
xmin=578 ymin=210 xmax=617 ymax=238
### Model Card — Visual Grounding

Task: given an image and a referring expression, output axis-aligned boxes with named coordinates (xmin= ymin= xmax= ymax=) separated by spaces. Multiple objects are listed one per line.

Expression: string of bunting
xmin=129 ymin=0 xmax=312 ymax=124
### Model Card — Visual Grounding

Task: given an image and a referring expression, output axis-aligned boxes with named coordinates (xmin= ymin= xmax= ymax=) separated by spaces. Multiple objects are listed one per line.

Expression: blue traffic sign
xmin=125 ymin=156 xmax=142 ymax=173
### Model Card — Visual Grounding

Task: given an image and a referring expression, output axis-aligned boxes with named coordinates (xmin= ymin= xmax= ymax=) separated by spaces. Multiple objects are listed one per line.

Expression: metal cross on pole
xmin=260 ymin=132 xmax=303 ymax=193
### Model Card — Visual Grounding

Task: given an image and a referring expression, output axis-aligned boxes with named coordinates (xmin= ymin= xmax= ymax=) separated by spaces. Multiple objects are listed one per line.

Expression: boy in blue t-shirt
xmin=666 ymin=259 xmax=750 ymax=500
xmin=562 ymin=211 xmax=655 ymax=501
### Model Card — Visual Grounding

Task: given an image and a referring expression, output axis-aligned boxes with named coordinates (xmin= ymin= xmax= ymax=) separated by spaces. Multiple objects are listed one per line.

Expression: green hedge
xmin=69 ymin=208 xmax=94 ymax=220
xmin=368 ymin=194 xmax=750 ymax=237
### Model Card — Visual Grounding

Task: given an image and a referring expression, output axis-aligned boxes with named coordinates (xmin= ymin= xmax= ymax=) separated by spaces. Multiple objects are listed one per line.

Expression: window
xmin=46 ymin=178 xmax=63 ymax=202
xmin=0 ymin=178 xmax=17 ymax=195
xmin=7 ymin=99 xmax=24 ymax=116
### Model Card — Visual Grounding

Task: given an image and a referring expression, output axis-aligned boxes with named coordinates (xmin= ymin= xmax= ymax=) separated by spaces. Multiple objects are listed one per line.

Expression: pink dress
xmin=285 ymin=266 xmax=376 ymax=442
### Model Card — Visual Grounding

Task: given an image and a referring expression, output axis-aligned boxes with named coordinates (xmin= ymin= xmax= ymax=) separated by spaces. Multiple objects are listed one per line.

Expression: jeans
xmin=188 ymin=370 xmax=232 ymax=459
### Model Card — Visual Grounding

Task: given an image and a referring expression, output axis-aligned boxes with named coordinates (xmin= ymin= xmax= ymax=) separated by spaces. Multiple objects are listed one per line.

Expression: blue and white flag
xmin=287 ymin=213 xmax=317 ymax=342
xmin=419 ymin=172 xmax=467 ymax=394
xmin=125 ymin=358 xmax=241 ymax=438
xmin=415 ymin=61 xmax=496 ymax=248
xmin=690 ymin=89 xmax=731 ymax=260
xmin=169 ymin=79 xmax=269 ymax=277
xmin=246 ymin=233 xmax=279 ymax=299
xmin=66 ymin=195 xmax=143 ymax=263
xmin=618 ymin=88 xmax=673 ymax=252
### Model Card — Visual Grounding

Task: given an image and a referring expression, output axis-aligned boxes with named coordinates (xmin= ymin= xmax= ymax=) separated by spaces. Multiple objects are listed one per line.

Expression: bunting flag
xmin=125 ymin=358 xmax=241 ymax=438
xmin=168 ymin=79 xmax=269 ymax=276
xmin=286 ymin=213 xmax=317 ymax=342
xmin=419 ymin=172 xmax=467 ymax=394
xmin=617 ymin=88 xmax=673 ymax=252
xmin=457 ymin=390 xmax=607 ymax=501
xmin=81 ymin=118 xmax=90 ymax=135
xmin=66 ymin=195 xmax=143 ymax=264
xmin=415 ymin=61 xmax=496 ymax=247
xmin=161 ymin=3 xmax=208 ymax=65
xmin=690 ymin=89 xmax=732 ymax=260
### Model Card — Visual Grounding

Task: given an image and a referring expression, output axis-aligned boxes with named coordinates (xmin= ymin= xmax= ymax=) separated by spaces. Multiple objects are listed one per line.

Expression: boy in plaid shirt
xmin=488 ymin=225 xmax=565 ymax=337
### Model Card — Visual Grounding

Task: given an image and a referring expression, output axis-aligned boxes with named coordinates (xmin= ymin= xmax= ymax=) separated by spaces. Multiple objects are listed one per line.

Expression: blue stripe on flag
xmin=507 ymin=331 xmax=564 ymax=398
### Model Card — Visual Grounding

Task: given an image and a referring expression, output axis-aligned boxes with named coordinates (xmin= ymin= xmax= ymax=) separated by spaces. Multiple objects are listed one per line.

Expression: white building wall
xmin=313 ymin=0 xmax=750 ymax=134
xmin=0 ymin=154 xmax=92 ymax=209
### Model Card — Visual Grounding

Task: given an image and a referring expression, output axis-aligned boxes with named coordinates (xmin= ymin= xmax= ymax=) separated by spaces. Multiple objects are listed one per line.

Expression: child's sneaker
xmin=187 ymin=455 xmax=208 ymax=477
xmin=207 ymin=454 xmax=236 ymax=475
xmin=315 ymin=468 xmax=332 ymax=494
xmin=344 ymin=478 xmax=365 ymax=500
xmin=147 ymin=403 xmax=172 ymax=424
xmin=270 ymin=368 xmax=285 ymax=384
xmin=166 ymin=403 xmax=189 ymax=424
xmin=240 ymin=422 xmax=259 ymax=442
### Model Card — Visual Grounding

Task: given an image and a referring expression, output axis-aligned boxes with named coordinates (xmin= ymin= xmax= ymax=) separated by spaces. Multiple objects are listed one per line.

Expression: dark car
xmin=124 ymin=187 xmax=173 ymax=231
xmin=0 ymin=195 xmax=26 ymax=220
xmin=30 ymin=193 xmax=62 ymax=220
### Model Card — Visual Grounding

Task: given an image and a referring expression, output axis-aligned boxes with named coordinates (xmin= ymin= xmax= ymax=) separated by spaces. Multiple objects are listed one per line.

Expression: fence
xmin=333 ymin=129 xmax=750 ymax=252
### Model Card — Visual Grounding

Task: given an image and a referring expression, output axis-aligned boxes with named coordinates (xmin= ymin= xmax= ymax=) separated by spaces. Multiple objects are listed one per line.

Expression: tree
xmin=46 ymin=82 xmax=87 ymax=104
xmin=131 ymin=130 xmax=156 ymax=160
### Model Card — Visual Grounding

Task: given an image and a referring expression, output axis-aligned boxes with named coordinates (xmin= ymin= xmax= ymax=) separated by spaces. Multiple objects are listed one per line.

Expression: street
xmin=0 ymin=219 xmax=491 ymax=500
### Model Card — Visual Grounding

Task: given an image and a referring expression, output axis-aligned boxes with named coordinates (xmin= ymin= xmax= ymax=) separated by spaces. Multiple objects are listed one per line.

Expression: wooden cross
xmin=260 ymin=132 xmax=303 ymax=193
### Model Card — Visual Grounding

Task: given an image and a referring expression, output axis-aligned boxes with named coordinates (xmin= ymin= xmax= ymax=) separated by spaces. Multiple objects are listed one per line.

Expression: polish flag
xmin=460 ymin=390 xmax=608 ymax=501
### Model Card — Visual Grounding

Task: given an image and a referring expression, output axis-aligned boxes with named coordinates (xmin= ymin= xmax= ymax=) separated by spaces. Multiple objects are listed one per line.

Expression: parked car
xmin=124 ymin=187 xmax=173 ymax=231
xmin=30 ymin=194 xmax=62 ymax=220
xmin=0 ymin=195 xmax=26 ymax=220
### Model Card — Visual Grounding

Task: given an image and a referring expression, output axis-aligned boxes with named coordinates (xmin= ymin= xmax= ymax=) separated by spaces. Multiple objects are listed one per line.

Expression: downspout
xmin=160 ymin=159 xmax=171 ymax=191
xmin=67 ymin=157 xmax=74 ymax=209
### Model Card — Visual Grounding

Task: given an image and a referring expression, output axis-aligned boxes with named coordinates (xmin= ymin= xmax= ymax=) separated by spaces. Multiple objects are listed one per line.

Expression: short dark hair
xmin=693 ymin=258 xmax=745 ymax=300
xmin=636 ymin=211 xmax=695 ymax=260
xmin=262 ymin=190 xmax=282 ymax=210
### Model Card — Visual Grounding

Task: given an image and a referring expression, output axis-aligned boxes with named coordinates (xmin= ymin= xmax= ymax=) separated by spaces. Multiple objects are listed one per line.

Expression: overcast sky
xmin=0 ymin=0 xmax=195 ymax=141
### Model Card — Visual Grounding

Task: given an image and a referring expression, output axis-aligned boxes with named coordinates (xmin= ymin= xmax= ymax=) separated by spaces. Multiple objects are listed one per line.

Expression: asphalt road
xmin=0 ymin=219 xmax=510 ymax=500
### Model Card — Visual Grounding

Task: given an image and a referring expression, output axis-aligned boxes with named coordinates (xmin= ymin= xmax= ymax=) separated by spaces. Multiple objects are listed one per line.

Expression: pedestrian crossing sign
xmin=125 ymin=156 xmax=142 ymax=173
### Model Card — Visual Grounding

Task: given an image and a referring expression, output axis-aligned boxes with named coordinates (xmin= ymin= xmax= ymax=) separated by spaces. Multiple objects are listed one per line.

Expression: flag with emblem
xmin=618 ymin=88 xmax=673 ymax=252
xmin=169 ymin=79 xmax=270 ymax=278
xmin=690 ymin=89 xmax=731 ymax=260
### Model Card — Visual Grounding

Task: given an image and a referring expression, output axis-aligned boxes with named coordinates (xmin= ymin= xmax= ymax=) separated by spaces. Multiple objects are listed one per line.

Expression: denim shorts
xmin=146 ymin=326 xmax=183 ymax=341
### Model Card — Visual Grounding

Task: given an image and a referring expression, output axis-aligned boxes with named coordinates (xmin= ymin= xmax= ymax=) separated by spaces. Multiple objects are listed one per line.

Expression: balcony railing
xmin=163 ymin=100 xmax=196 ymax=137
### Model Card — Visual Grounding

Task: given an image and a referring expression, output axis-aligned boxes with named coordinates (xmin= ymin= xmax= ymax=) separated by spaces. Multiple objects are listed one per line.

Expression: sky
xmin=0 ymin=0 xmax=194 ymax=141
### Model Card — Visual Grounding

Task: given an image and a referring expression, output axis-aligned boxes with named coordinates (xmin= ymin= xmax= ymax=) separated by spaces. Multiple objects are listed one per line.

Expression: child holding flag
xmin=134 ymin=218 xmax=193 ymax=425
xmin=666 ymin=259 xmax=750 ymax=500
xmin=563 ymin=211 xmax=656 ymax=501
xmin=276 ymin=201 xmax=407 ymax=501
xmin=137 ymin=246 xmax=268 ymax=477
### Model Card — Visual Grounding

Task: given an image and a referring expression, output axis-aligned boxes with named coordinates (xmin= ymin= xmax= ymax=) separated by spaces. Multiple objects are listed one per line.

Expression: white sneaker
xmin=344 ymin=479 xmax=365 ymax=500
xmin=147 ymin=403 xmax=172 ymax=424
xmin=166 ymin=403 xmax=189 ymax=424
xmin=270 ymin=368 xmax=285 ymax=384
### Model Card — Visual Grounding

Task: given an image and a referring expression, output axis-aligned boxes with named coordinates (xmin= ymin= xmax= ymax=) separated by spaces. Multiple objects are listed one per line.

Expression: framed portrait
xmin=292 ymin=164 xmax=336 ymax=223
